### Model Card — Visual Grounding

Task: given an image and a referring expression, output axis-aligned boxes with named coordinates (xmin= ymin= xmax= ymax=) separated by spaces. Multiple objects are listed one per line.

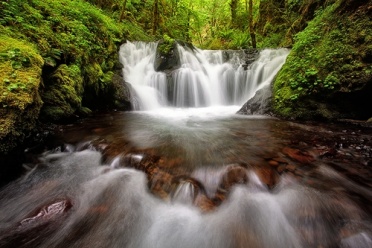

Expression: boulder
xmin=237 ymin=85 xmax=273 ymax=115
xmin=154 ymin=39 xmax=181 ymax=73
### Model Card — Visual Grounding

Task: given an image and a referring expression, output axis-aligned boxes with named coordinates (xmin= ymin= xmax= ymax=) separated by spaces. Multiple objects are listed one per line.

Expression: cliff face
xmin=272 ymin=0 xmax=372 ymax=120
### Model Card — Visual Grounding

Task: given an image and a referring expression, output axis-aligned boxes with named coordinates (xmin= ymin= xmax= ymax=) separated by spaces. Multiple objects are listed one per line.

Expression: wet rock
xmin=254 ymin=167 xmax=278 ymax=188
xmin=268 ymin=160 xmax=279 ymax=167
xmin=272 ymin=157 xmax=288 ymax=163
xmin=170 ymin=175 xmax=216 ymax=212
xmin=220 ymin=165 xmax=249 ymax=191
xmin=237 ymin=85 xmax=273 ymax=115
xmin=213 ymin=165 xmax=249 ymax=205
xmin=285 ymin=164 xmax=297 ymax=172
xmin=282 ymin=147 xmax=315 ymax=164
xmin=148 ymin=170 xmax=174 ymax=200
xmin=277 ymin=165 xmax=287 ymax=174
xmin=19 ymin=199 xmax=72 ymax=228
xmin=0 ymin=199 xmax=73 ymax=248
xmin=154 ymin=40 xmax=181 ymax=73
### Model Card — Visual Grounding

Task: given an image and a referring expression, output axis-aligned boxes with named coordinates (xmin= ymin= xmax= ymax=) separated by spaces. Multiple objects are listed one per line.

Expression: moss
xmin=40 ymin=64 xmax=84 ymax=121
xmin=1 ymin=0 xmax=152 ymax=116
xmin=0 ymin=35 xmax=44 ymax=153
xmin=158 ymin=34 xmax=176 ymax=55
xmin=273 ymin=0 xmax=372 ymax=120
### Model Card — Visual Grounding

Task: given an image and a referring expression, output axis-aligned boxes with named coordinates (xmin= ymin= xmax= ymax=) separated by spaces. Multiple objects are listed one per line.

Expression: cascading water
xmin=119 ymin=41 xmax=289 ymax=110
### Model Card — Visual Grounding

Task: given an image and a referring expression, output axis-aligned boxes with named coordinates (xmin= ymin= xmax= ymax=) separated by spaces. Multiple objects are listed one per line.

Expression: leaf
xmin=44 ymin=57 xmax=57 ymax=67
xmin=11 ymin=61 xmax=22 ymax=69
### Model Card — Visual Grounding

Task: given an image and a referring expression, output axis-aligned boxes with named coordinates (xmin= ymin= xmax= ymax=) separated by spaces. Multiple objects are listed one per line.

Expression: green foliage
xmin=0 ymin=0 xmax=153 ymax=121
xmin=158 ymin=34 xmax=176 ymax=54
xmin=0 ymin=0 xmax=155 ymax=152
xmin=0 ymin=0 xmax=151 ymax=69
xmin=0 ymin=48 xmax=31 ymax=70
xmin=0 ymin=35 xmax=43 ymax=153
xmin=273 ymin=0 xmax=372 ymax=119
xmin=41 ymin=64 xmax=84 ymax=121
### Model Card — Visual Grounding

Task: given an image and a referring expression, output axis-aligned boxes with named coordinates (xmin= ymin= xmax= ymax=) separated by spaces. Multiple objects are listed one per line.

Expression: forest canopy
xmin=86 ymin=0 xmax=330 ymax=49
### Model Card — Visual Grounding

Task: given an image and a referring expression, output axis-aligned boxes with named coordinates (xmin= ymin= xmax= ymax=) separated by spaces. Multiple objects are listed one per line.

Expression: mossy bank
xmin=0 ymin=36 xmax=44 ymax=153
xmin=272 ymin=0 xmax=372 ymax=120
xmin=0 ymin=0 xmax=152 ymax=153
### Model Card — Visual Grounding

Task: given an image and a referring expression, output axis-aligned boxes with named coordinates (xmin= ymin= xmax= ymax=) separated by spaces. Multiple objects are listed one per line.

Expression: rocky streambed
xmin=0 ymin=110 xmax=371 ymax=247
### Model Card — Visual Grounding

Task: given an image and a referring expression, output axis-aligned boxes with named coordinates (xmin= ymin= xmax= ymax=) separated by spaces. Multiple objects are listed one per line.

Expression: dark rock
xmin=237 ymin=85 xmax=273 ymax=115
xmin=111 ymin=72 xmax=132 ymax=110
xmin=222 ymin=48 xmax=259 ymax=69
xmin=154 ymin=40 xmax=181 ymax=73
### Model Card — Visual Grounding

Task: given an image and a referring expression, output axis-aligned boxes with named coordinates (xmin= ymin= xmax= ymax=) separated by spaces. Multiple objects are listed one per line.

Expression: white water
xmin=119 ymin=41 xmax=289 ymax=111
xmin=1 ymin=150 xmax=370 ymax=247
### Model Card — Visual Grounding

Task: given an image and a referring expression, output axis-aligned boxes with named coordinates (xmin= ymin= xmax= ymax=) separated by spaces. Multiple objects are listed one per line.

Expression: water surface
xmin=1 ymin=108 xmax=371 ymax=248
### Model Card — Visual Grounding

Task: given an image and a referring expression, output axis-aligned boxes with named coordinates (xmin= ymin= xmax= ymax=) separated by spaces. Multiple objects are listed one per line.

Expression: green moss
xmin=1 ymin=0 xmax=152 ymax=117
xmin=41 ymin=64 xmax=84 ymax=121
xmin=158 ymin=34 xmax=176 ymax=55
xmin=0 ymin=35 xmax=43 ymax=153
xmin=273 ymin=0 xmax=372 ymax=119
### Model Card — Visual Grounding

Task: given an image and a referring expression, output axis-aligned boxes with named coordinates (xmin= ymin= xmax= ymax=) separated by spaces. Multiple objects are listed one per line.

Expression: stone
xmin=285 ymin=164 xmax=297 ymax=172
xmin=268 ymin=160 xmax=279 ymax=167
xmin=282 ymin=147 xmax=315 ymax=164
xmin=237 ymin=85 xmax=273 ymax=115
xmin=154 ymin=40 xmax=181 ymax=73
xmin=254 ymin=167 xmax=278 ymax=188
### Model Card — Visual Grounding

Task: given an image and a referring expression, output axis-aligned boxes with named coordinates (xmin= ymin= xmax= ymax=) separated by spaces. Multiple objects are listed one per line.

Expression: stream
xmin=0 ymin=42 xmax=371 ymax=248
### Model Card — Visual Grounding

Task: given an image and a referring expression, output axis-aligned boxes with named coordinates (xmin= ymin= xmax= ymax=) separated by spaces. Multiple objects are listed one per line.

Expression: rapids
xmin=0 ymin=42 xmax=371 ymax=248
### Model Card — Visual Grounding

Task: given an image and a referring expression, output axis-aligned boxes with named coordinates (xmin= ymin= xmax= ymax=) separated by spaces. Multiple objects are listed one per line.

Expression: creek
xmin=0 ymin=42 xmax=371 ymax=248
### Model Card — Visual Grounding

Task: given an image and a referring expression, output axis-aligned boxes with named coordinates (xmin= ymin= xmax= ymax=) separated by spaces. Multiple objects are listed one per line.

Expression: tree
xmin=248 ymin=0 xmax=256 ymax=48
xmin=153 ymin=0 xmax=160 ymax=35
xmin=230 ymin=0 xmax=238 ymax=27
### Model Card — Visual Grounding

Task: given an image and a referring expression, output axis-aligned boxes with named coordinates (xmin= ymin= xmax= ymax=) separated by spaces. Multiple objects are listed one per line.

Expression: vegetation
xmin=0 ymin=0 xmax=371 ymax=152
xmin=0 ymin=0 xmax=152 ymax=153
xmin=273 ymin=0 xmax=372 ymax=119
xmin=0 ymin=35 xmax=43 ymax=153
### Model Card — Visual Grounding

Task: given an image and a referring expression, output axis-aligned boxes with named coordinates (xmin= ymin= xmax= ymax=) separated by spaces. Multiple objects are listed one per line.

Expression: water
xmin=119 ymin=41 xmax=289 ymax=109
xmin=0 ymin=43 xmax=371 ymax=247
xmin=0 ymin=111 xmax=371 ymax=248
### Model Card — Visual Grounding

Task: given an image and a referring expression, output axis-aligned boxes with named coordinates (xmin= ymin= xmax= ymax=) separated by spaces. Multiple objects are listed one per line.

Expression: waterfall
xmin=119 ymin=41 xmax=289 ymax=111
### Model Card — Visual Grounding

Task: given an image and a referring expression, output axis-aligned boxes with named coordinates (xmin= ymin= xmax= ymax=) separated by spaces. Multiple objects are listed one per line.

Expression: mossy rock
xmin=0 ymin=35 xmax=44 ymax=154
xmin=273 ymin=0 xmax=372 ymax=120
xmin=154 ymin=35 xmax=181 ymax=73
xmin=40 ymin=64 xmax=85 ymax=121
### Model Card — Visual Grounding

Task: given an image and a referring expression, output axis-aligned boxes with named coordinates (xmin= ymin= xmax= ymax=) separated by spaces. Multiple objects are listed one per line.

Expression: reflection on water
xmin=0 ymin=109 xmax=371 ymax=248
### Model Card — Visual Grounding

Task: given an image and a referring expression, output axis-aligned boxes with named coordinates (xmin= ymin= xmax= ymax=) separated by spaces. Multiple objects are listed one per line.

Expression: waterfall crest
xmin=119 ymin=41 xmax=289 ymax=111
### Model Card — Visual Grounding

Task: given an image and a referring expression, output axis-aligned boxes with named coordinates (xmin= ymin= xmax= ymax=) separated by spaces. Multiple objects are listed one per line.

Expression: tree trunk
xmin=230 ymin=0 xmax=238 ymax=27
xmin=248 ymin=0 xmax=256 ymax=48
xmin=153 ymin=0 xmax=160 ymax=35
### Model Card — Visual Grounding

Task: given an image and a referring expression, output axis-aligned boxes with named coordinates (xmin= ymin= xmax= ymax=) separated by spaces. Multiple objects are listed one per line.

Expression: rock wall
xmin=272 ymin=0 xmax=372 ymax=120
